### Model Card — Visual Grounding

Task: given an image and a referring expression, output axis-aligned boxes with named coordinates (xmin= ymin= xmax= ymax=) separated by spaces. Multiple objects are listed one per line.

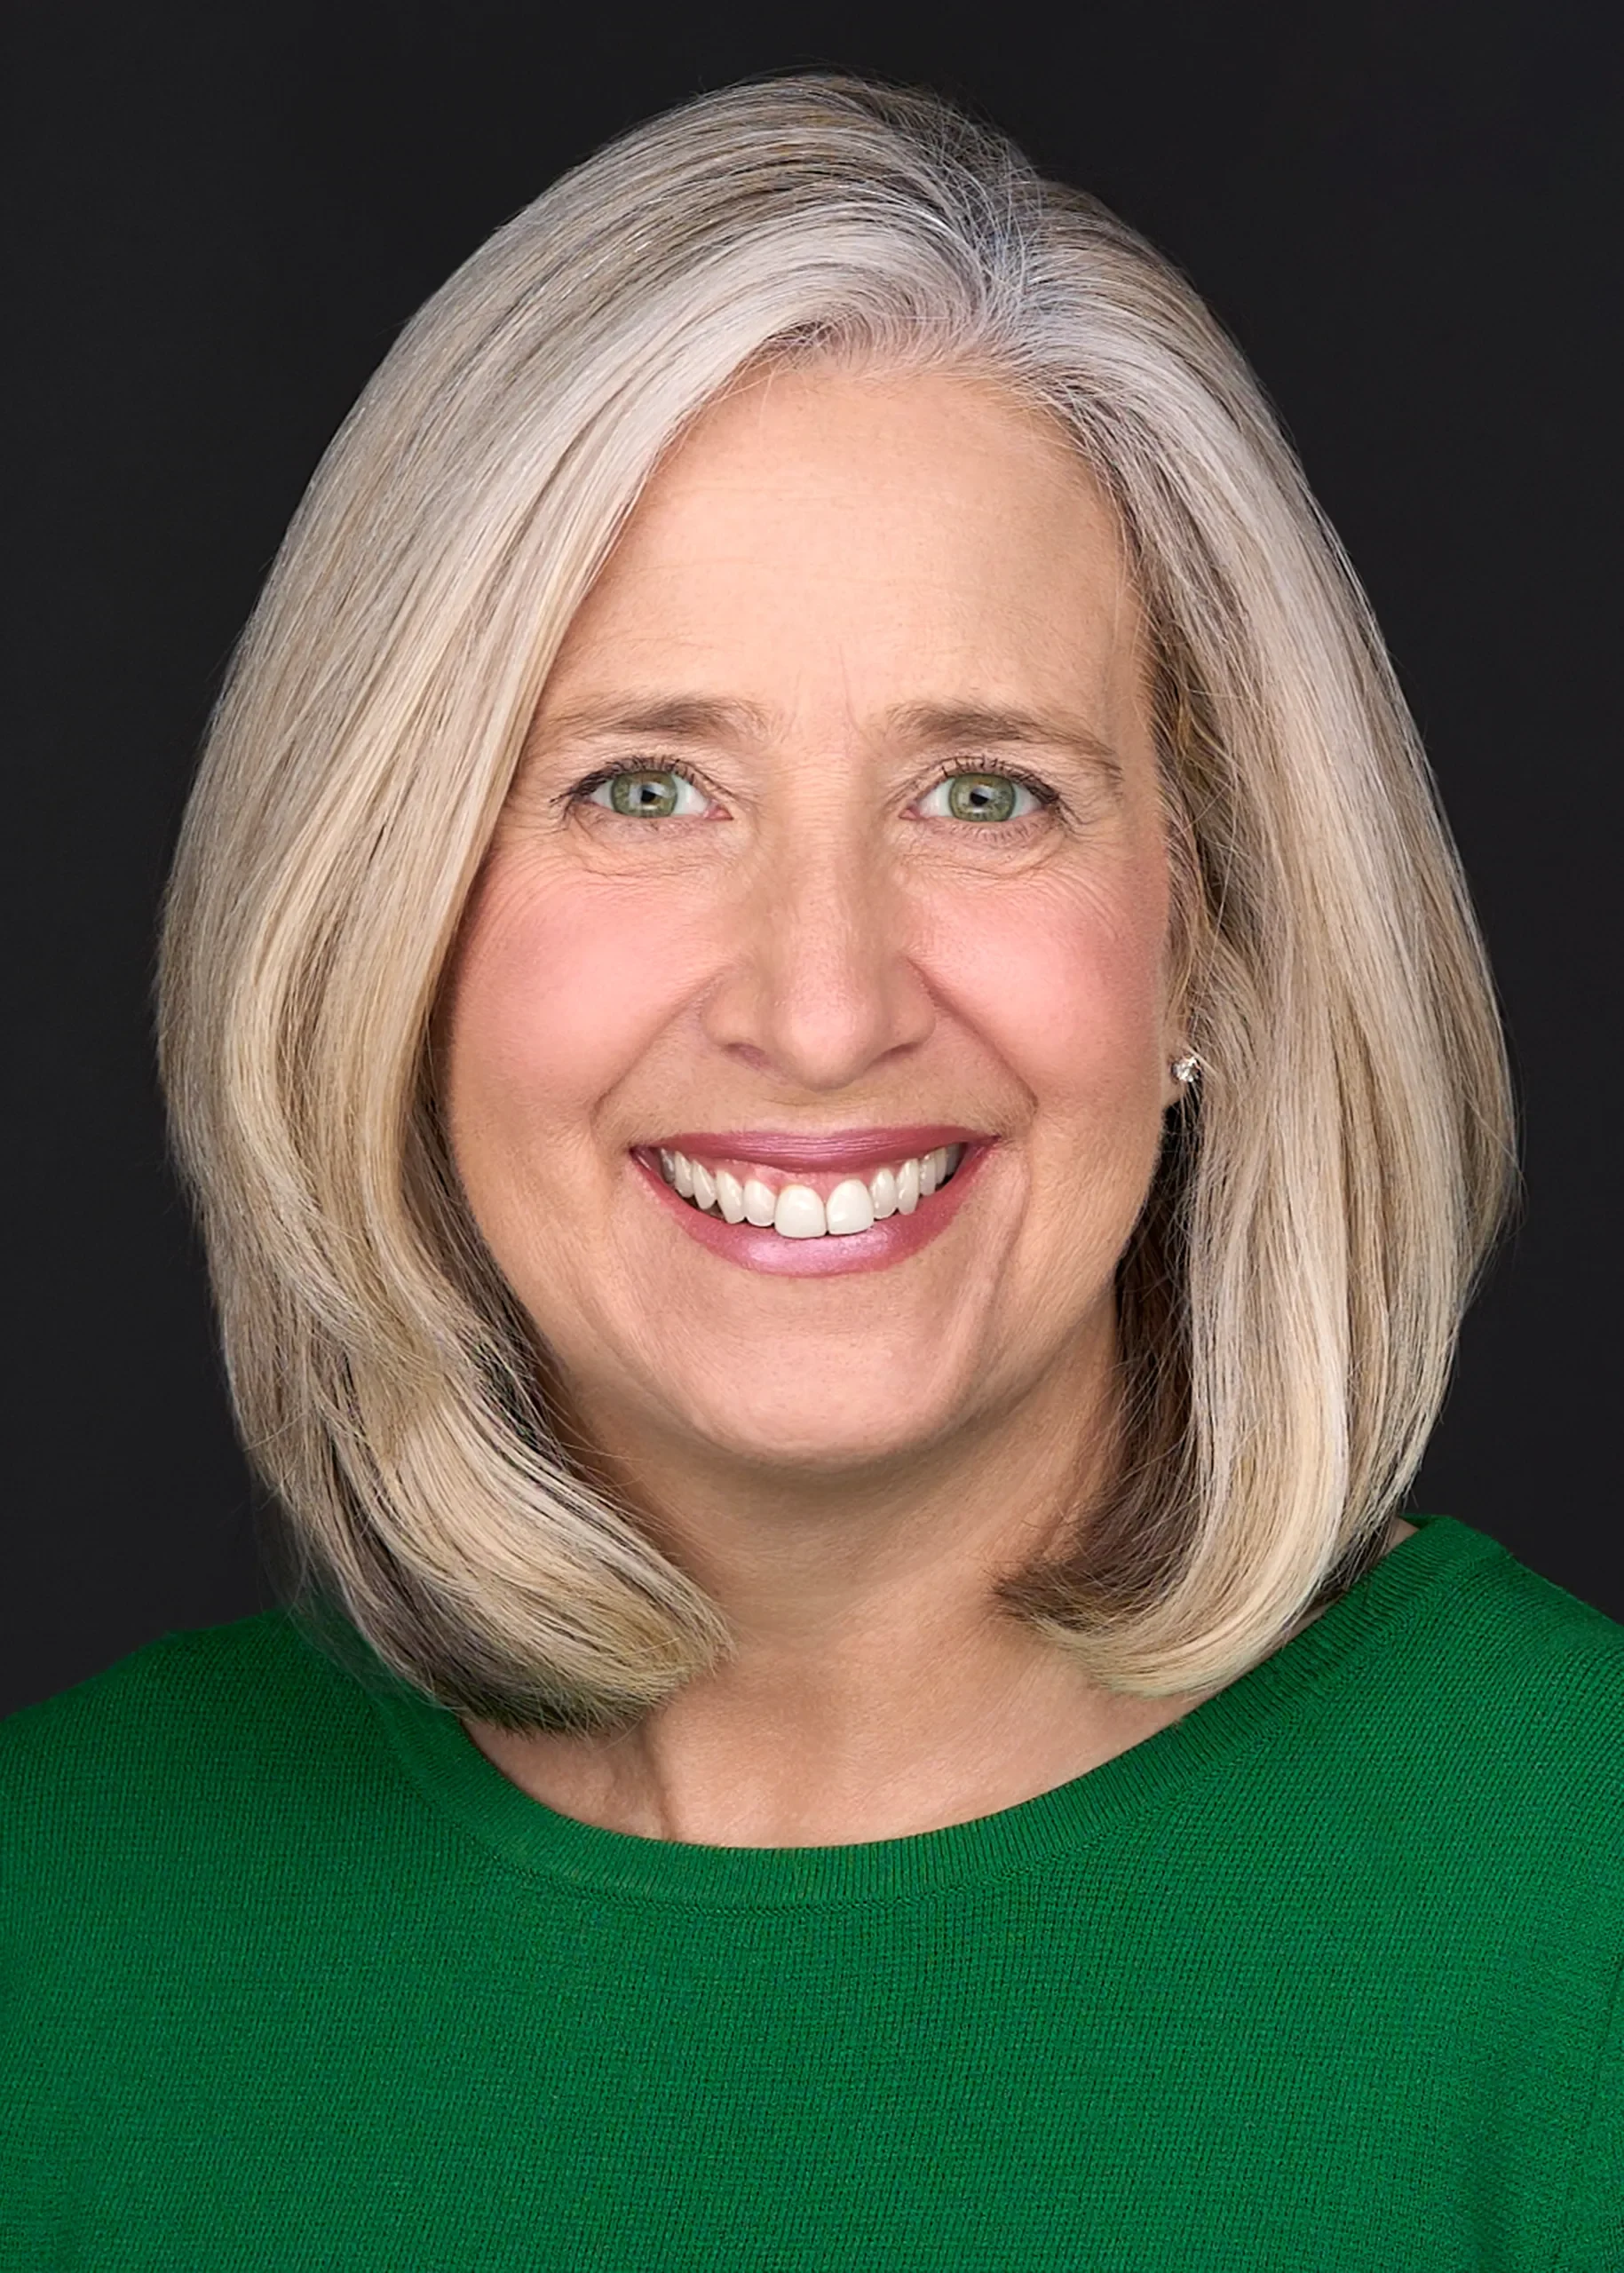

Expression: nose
xmin=698 ymin=812 xmax=936 ymax=1092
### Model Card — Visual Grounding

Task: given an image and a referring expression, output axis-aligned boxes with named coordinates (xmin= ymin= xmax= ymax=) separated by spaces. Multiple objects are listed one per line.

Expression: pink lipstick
xmin=628 ymin=1138 xmax=995 ymax=1278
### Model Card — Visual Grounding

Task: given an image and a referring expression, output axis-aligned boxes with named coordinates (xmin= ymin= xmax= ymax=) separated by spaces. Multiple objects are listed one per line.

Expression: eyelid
xmin=558 ymin=754 xmax=1060 ymax=816
xmin=555 ymin=758 xmax=723 ymax=814
xmin=918 ymin=756 xmax=1058 ymax=806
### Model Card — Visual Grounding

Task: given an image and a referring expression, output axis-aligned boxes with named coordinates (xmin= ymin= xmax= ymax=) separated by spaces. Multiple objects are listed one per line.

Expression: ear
xmin=1161 ymin=1047 xmax=1187 ymax=1112
xmin=1156 ymin=802 xmax=1204 ymax=1114
xmin=1163 ymin=1039 xmax=1201 ymax=1109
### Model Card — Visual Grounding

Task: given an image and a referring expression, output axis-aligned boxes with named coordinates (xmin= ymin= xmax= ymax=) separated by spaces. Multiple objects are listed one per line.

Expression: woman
xmin=4 ymin=75 xmax=1619 ymax=2269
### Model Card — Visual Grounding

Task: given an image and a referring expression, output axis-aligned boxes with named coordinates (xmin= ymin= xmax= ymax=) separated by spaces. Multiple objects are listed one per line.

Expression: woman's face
xmin=440 ymin=366 xmax=1184 ymax=1490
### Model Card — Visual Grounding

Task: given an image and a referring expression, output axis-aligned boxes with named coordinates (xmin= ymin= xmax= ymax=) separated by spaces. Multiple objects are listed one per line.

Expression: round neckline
xmin=361 ymin=1513 xmax=1501 ymax=1911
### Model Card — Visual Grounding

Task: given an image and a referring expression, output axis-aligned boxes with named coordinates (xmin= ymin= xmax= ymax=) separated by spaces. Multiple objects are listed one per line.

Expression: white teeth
xmin=657 ymin=1143 xmax=967 ymax=1238
xmin=824 ymin=1177 xmax=875 ymax=1237
xmin=919 ymin=1144 xmax=954 ymax=1196
xmin=773 ymin=1184 xmax=826 ymax=1239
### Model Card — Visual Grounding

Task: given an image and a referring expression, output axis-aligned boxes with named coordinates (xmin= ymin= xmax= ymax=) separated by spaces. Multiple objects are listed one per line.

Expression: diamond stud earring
xmin=1171 ymin=1051 xmax=1201 ymax=1085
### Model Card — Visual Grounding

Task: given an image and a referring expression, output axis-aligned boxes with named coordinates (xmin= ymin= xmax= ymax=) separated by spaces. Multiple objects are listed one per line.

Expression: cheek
xmin=932 ymin=867 xmax=1171 ymax=1113
xmin=440 ymin=859 xmax=688 ymax=1144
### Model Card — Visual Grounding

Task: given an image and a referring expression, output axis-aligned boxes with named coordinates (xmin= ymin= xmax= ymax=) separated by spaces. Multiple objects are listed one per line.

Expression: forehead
xmin=540 ymin=364 xmax=1149 ymax=733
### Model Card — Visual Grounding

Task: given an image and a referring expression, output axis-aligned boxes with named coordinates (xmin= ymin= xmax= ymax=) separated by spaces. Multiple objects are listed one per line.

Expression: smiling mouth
xmin=640 ymin=1141 xmax=969 ymax=1240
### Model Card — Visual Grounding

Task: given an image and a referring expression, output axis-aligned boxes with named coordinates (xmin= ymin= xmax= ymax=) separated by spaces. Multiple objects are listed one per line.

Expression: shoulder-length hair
xmin=158 ymin=75 xmax=1514 ymax=1730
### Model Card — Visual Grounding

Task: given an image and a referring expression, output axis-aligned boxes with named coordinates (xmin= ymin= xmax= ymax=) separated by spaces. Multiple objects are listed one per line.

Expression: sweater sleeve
xmin=1555 ymin=1947 xmax=1624 ymax=2270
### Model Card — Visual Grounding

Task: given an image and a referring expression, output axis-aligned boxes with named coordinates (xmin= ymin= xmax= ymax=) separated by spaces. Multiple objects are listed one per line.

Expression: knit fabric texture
xmin=3 ymin=1511 xmax=1620 ymax=2269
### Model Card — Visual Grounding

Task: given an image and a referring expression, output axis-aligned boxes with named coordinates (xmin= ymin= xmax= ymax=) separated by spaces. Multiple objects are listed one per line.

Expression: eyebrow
xmin=527 ymin=696 xmax=772 ymax=753
xmin=884 ymin=701 xmax=1122 ymax=779
xmin=527 ymin=693 xmax=1122 ymax=780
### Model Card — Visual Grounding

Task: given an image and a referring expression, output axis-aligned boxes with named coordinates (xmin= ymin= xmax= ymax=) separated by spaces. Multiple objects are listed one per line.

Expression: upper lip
xmin=640 ymin=1127 xmax=990 ymax=1173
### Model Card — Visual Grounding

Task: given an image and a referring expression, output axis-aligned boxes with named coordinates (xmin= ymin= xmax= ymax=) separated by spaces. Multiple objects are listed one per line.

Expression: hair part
xmin=158 ymin=74 xmax=1515 ymax=1729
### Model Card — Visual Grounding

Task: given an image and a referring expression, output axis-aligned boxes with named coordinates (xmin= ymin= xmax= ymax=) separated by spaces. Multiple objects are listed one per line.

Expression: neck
xmin=465 ymin=1335 xmax=1195 ymax=1846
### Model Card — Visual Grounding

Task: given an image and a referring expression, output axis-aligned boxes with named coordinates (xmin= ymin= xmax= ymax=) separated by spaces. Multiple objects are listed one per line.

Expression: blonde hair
xmin=157 ymin=75 xmax=1514 ymax=1729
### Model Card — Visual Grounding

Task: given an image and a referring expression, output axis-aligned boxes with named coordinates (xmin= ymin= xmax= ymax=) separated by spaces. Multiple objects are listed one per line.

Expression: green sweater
xmin=3 ymin=1513 xmax=1620 ymax=2269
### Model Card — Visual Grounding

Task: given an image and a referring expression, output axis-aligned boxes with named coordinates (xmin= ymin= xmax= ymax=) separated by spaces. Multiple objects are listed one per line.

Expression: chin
xmin=685 ymin=1391 xmax=956 ymax=1477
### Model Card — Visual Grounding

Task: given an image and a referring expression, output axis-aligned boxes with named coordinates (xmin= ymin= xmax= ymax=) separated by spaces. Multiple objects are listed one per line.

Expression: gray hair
xmin=157 ymin=75 xmax=1514 ymax=1729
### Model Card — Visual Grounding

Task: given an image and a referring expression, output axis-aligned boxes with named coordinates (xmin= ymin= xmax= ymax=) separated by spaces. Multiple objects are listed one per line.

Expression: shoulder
xmin=1315 ymin=1517 xmax=1624 ymax=1856
xmin=0 ymin=1609 xmax=394 ymax=1911
xmin=1422 ymin=1540 xmax=1624 ymax=2261
xmin=1413 ymin=1519 xmax=1624 ymax=1732
xmin=2 ymin=1605 xmax=349 ymax=1770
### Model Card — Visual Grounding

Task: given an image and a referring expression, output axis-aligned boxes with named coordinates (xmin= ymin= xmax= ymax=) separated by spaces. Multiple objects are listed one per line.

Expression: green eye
xmin=589 ymin=770 xmax=701 ymax=818
xmin=926 ymin=772 xmax=1039 ymax=823
xmin=577 ymin=764 xmax=1046 ymax=825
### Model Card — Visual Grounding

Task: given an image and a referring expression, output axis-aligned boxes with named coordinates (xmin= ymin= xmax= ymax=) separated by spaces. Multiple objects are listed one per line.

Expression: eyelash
xmin=560 ymin=756 xmax=1060 ymax=824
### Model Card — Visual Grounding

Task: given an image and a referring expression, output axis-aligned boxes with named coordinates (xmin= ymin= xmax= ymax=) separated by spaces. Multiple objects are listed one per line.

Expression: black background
xmin=7 ymin=2 xmax=1619 ymax=1716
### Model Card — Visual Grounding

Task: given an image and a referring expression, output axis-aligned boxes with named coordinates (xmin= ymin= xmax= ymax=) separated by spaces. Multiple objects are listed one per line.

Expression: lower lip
xmin=628 ymin=1144 xmax=994 ymax=1277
